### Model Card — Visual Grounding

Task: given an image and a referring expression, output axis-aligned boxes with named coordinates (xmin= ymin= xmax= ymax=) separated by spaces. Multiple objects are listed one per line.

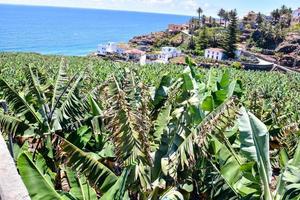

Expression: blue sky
xmin=0 ymin=0 xmax=299 ymax=16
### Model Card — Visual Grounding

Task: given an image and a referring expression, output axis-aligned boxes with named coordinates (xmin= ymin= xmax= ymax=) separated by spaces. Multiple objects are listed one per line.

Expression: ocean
xmin=0 ymin=4 xmax=190 ymax=56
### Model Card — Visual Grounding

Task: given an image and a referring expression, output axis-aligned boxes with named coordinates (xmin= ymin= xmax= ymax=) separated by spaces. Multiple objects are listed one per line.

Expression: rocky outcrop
xmin=275 ymin=42 xmax=299 ymax=54
xmin=129 ymin=31 xmax=168 ymax=46
xmin=285 ymin=33 xmax=300 ymax=44
xmin=274 ymin=32 xmax=300 ymax=67
xmin=279 ymin=54 xmax=300 ymax=67
xmin=170 ymin=33 xmax=185 ymax=47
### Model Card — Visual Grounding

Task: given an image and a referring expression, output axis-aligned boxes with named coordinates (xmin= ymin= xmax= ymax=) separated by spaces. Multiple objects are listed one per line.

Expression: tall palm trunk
xmin=199 ymin=13 xmax=201 ymax=28
xmin=0 ymin=133 xmax=30 ymax=200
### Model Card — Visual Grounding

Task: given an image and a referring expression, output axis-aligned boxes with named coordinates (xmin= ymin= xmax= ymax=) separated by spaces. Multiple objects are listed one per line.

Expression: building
xmin=158 ymin=47 xmax=182 ymax=63
xmin=97 ymin=42 xmax=125 ymax=55
xmin=204 ymin=48 xmax=242 ymax=61
xmin=292 ymin=8 xmax=300 ymax=25
xmin=204 ymin=48 xmax=226 ymax=60
xmin=125 ymin=49 xmax=145 ymax=61
xmin=168 ymin=24 xmax=189 ymax=32
xmin=161 ymin=47 xmax=181 ymax=58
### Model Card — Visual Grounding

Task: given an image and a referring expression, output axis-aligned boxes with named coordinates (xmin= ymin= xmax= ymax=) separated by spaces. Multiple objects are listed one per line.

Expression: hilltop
xmin=94 ymin=5 xmax=300 ymax=70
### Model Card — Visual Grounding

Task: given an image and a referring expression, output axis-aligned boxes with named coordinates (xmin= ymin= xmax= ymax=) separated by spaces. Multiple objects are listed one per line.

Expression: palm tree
xmin=279 ymin=5 xmax=293 ymax=27
xmin=197 ymin=7 xmax=203 ymax=28
xmin=271 ymin=9 xmax=281 ymax=24
xmin=256 ymin=12 xmax=264 ymax=25
xmin=201 ymin=14 xmax=206 ymax=27
xmin=218 ymin=8 xmax=226 ymax=26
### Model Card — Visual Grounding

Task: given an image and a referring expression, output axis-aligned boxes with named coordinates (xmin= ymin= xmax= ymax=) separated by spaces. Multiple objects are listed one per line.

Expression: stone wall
xmin=0 ymin=134 xmax=30 ymax=200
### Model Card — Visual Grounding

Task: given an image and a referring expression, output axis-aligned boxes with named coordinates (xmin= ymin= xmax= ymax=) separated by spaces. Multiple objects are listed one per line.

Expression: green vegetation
xmin=247 ymin=5 xmax=293 ymax=50
xmin=0 ymin=53 xmax=300 ymax=199
xmin=224 ymin=10 xmax=238 ymax=58
xmin=186 ymin=8 xmax=239 ymax=59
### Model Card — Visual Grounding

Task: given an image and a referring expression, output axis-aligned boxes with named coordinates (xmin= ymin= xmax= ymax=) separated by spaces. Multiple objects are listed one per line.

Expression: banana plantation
xmin=0 ymin=53 xmax=300 ymax=200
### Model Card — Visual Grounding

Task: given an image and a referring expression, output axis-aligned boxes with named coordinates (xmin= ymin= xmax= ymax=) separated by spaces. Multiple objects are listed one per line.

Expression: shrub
xmin=231 ymin=61 xmax=242 ymax=69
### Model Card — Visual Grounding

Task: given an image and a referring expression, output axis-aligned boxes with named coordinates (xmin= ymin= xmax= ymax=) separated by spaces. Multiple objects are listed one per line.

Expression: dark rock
xmin=275 ymin=42 xmax=299 ymax=54
xmin=261 ymin=49 xmax=275 ymax=55
xmin=279 ymin=54 xmax=300 ymax=67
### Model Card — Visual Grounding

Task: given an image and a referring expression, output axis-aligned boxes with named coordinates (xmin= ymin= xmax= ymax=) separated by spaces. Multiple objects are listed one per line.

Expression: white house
xmin=205 ymin=48 xmax=242 ymax=60
xmin=97 ymin=42 xmax=125 ymax=55
xmin=97 ymin=44 xmax=107 ymax=55
xmin=293 ymin=8 xmax=300 ymax=18
xmin=292 ymin=8 xmax=300 ymax=25
xmin=161 ymin=47 xmax=181 ymax=58
xmin=204 ymin=48 xmax=226 ymax=60
xmin=158 ymin=54 xmax=169 ymax=64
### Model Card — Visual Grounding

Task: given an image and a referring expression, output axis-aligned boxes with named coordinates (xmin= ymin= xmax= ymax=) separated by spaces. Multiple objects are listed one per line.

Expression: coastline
xmin=0 ymin=4 xmax=190 ymax=56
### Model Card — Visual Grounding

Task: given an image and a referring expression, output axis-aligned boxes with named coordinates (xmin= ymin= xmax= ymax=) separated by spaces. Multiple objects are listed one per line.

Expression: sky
xmin=0 ymin=0 xmax=299 ymax=16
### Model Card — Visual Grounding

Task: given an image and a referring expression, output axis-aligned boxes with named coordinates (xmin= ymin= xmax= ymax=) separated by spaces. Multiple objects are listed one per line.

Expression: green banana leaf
xmin=59 ymin=136 xmax=118 ymax=193
xmin=238 ymin=107 xmax=272 ymax=200
xmin=18 ymin=153 xmax=64 ymax=200
xmin=66 ymin=169 xmax=98 ymax=200
xmin=100 ymin=168 xmax=130 ymax=200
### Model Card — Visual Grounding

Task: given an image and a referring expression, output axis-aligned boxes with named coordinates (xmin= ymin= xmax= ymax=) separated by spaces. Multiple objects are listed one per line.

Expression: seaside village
xmin=97 ymin=42 xmax=182 ymax=65
xmin=95 ymin=22 xmax=237 ymax=65
xmin=95 ymin=7 xmax=300 ymax=68
xmin=95 ymin=18 xmax=241 ymax=65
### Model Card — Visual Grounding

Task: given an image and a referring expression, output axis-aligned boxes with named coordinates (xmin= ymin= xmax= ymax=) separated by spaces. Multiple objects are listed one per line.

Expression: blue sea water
xmin=0 ymin=4 xmax=190 ymax=56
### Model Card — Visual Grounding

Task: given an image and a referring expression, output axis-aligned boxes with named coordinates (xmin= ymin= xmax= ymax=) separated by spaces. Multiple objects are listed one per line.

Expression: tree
xmin=250 ymin=21 xmax=284 ymax=49
xmin=212 ymin=18 xmax=217 ymax=27
xmin=256 ymin=12 xmax=264 ymax=26
xmin=224 ymin=11 xmax=230 ymax=28
xmin=197 ymin=7 xmax=203 ymax=28
xmin=188 ymin=35 xmax=196 ymax=50
xmin=209 ymin=16 xmax=213 ymax=26
xmin=196 ymin=26 xmax=209 ymax=52
xmin=189 ymin=17 xmax=197 ymax=34
xmin=218 ymin=8 xmax=226 ymax=26
xmin=224 ymin=9 xmax=238 ymax=58
xmin=279 ymin=5 xmax=292 ymax=15
xmin=279 ymin=5 xmax=293 ymax=28
xmin=271 ymin=9 xmax=281 ymax=25
xmin=201 ymin=14 xmax=206 ymax=27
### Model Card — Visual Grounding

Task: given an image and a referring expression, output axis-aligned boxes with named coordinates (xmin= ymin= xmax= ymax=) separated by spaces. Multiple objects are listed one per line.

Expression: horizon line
xmin=0 ymin=3 xmax=195 ymax=17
